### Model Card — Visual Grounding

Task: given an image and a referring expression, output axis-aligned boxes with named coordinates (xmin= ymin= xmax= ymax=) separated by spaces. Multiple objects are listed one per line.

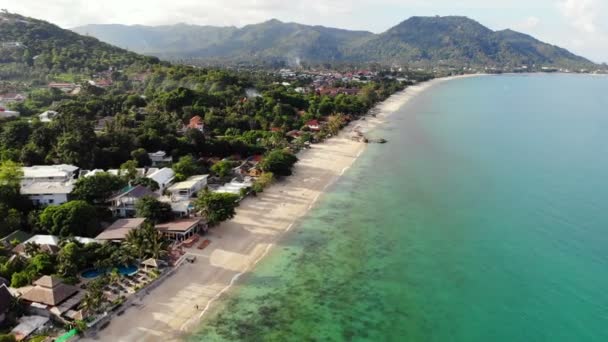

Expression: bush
xmin=252 ymin=172 xmax=274 ymax=194
xmin=11 ymin=270 xmax=33 ymax=287
xmin=0 ymin=334 xmax=17 ymax=342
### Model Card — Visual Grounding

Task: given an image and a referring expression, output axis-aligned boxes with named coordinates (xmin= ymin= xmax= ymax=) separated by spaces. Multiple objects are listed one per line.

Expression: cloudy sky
xmin=1 ymin=0 xmax=606 ymax=62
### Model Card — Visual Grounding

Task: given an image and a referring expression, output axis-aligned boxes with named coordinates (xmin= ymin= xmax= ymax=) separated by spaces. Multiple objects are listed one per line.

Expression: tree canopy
xmin=259 ymin=149 xmax=298 ymax=176
xmin=38 ymin=200 xmax=100 ymax=237
xmin=72 ymin=172 xmax=127 ymax=204
xmin=135 ymin=195 xmax=173 ymax=223
xmin=195 ymin=190 xmax=240 ymax=226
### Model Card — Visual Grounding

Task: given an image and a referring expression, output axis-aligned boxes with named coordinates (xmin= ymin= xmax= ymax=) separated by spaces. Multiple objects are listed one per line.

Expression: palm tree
xmin=140 ymin=222 xmax=169 ymax=260
xmin=124 ymin=227 xmax=146 ymax=261
xmin=124 ymin=221 xmax=169 ymax=261
xmin=81 ymin=286 xmax=104 ymax=314
xmin=109 ymin=268 xmax=121 ymax=285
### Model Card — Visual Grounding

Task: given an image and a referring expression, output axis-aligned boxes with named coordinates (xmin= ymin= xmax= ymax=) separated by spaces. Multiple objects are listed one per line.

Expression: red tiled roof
xmin=188 ymin=116 xmax=204 ymax=128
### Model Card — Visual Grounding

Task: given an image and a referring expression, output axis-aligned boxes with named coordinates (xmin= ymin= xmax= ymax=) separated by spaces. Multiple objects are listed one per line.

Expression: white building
xmin=148 ymin=151 xmax=172 ymax=167
xmin=146 ymin=167 xmax=175 ymax=193
xmin=39 ymin=110 xmax=59 ymax=122
xmin=22 ymin=165 xmax=79 ymax=183
xmin=167 ymin=175 xmax=208 ymax=200
xmin=20 ymin=165 xmax=79 ymax=206
xmin=0 ymin=107 xmax=19 ymax=119
xmin=109 ymin=185 xmax=157 ymax=218
xmin=21 ymin=181 xmax=74 ymax=206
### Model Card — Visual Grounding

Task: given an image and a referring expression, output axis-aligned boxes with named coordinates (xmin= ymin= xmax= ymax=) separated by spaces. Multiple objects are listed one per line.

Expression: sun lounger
xmin=197 ymin=239 xmax=211 ymax=250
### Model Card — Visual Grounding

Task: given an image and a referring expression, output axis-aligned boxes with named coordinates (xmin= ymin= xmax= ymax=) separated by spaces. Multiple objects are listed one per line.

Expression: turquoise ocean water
xmin=189 ymin=74 xmax=608 ymax=341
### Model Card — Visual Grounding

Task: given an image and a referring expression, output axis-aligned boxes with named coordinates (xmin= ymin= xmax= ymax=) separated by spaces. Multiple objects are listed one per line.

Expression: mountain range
xmin=73 ymin=16 xmax=596 ymax=68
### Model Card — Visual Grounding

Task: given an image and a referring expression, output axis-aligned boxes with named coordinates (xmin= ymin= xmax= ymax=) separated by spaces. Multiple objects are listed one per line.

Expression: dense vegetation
xmin=0 ymin=220 xmax=166 ymax=287
xmin=74 ymin=16 xmax=598 ymax=69
xmin=0 ymin=12 xmax=411 ymax=244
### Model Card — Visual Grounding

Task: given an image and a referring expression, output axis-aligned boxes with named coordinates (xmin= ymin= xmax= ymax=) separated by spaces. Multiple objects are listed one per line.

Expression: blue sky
xmin=1 ymin=0 xmax=606 ymax=62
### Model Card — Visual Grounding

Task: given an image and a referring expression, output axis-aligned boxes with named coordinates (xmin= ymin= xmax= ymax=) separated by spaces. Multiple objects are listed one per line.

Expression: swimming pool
xmin=81 ymin=265 xmax=138 ymax=279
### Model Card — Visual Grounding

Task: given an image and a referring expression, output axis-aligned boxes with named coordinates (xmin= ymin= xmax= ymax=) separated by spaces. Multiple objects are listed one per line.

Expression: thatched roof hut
xmin=20 ymin=276 xmax=78 ymax=307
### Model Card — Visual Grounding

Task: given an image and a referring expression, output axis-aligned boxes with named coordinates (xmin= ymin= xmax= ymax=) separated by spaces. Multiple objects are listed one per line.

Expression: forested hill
xmin=73 ymin=20 xmax=374 ymax=62
xmin=0 ymin=12 xmax=160 ymax=79
xmin=74 ymin=16 xmax=597 ymax=69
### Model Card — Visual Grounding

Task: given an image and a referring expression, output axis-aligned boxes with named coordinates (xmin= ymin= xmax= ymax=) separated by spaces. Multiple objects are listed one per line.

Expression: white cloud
xmin=557 ymin=0 xmax=597 ymax=33
xmin=0 ymin=0 xmax=363 ymax=28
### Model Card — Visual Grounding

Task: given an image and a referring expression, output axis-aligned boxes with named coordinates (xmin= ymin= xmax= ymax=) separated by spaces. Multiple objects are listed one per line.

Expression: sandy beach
xmin=82 ymin=75 xmax=475 ymax=342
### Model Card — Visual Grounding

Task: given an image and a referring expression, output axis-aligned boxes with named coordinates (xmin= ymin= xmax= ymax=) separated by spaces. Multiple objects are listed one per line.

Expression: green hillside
xmin=0 ymin=12 xmax=159 ymax=80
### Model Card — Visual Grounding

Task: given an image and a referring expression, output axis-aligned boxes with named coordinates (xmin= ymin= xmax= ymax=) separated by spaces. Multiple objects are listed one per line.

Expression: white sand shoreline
xmin=82 ymin=74 xmax=480 ymax=342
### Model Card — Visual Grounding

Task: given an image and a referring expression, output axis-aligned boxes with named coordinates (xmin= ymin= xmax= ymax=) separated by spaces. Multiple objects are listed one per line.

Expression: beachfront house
xmin=145 ymin=167 xmax=175 ymax=193
xmin=109 ymin=185 xmax=157 ymax=218
xmin=155 ymin=217 xmax=207 ymax=241
xmin=148 ymin=151 xmax=172 ymax=167
xmin=158 ymin=197 xmax=194 ymax=218
xmin=95 ymin=218 xmax=146 ymax=242
xmin=167 ymin=175 xmax=208 ymax=201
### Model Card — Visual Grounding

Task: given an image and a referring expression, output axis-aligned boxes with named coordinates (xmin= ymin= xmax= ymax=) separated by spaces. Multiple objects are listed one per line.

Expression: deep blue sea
xmin=190 ymin=74 xmax=608 ymax=341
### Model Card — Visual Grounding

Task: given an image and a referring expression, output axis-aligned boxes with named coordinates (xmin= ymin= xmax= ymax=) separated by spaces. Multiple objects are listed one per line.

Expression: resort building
xmin=109 ymin=185 xmax=157 ymax=218
xmin=145 ymin=167 xmax=175 ymax=193
xmin=159 ymin=198 xmax=195 ymax=218
xmin=155 ymin=217 xmax=207 ymax=241
xmin=95 ymin=218 xmax=146 ymax=242
xmin=20 ymin=276 xmax=83 ymax=319
xmin=12 ymin=235 xmax=97 ymax=256
xmin=167 ymin=175 xmax=209 ymax=201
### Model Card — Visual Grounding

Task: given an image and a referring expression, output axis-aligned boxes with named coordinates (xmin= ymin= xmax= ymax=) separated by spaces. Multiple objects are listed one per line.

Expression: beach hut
xmin=141 ymin=258 xmax=161 ymax=270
